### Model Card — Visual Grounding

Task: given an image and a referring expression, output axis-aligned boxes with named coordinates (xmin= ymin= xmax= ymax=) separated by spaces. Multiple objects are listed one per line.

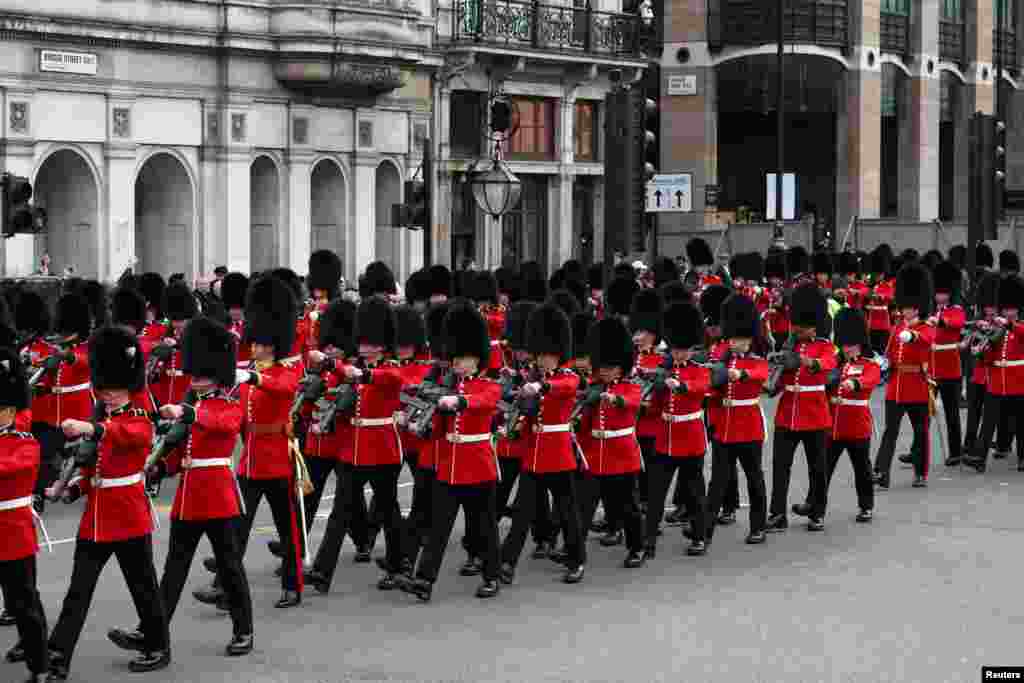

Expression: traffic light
xmin=994 ymin=116 xmax=1007 ymax=223
xmin=630 ymin=88 xmax=657 ymax=253
xmin=404 ymin=180 xmax=427 ymax=230
xmin=969 ymin=112 xmax=1001 ymax=242
xmin=490 ymin=98 xmax=512 ymax=134
xmin=1 ymin=173 xmax=35 ymax=239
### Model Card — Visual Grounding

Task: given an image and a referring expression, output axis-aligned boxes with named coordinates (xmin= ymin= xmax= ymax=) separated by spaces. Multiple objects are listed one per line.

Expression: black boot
xmin=475 ymin=579 xmax=500 ymax=599
xmin=498 ymin=562 xmax=516 ymax=585
xmin=303 ymin=569 xmax=330 ymax=595
xmin=686 ymin=540 xmax=707 ymax=556
xmin=107 ymin=627 xmax=145 ymax=652
xmin=806 ymin=517 xmax=825 ymax=531
xmin=964 ymin=456 xmax=986 ymax=473
xmin=765 ymin=513 xmax=788 ymax=532
xmin=225 ymin=633 xmax=254 ymax=657
xmin=202 ymin=557 xmax=218 ymax=574
xmin=274 ymin=590 xmax=301 ymax=608
xmin=0 ymin=608 xmax=16 ymax=626
xmin=599 ymin=530 xmax=624 ymax=547
xmin=530 ymin=541 xmax=552 ymax=559
xmin=129 ymin=650 xmax=171 ymax=673
xmin=267 ymin=539 xmax=283 ymax=558
xmin=622 ymin=550 xmax=646 ymax=568
xmin=562 ymin=565 xmax=585 ymax=584
xmin=745 ymin=530 xmax=766 ymax=544
xmin=791 ymin=503 xmax=811 ymax=517
xmin=5 ymin=641 xmax=25 ymax=662
xmin=458 ymin=557 xmax=483 ymax=577
xmin=873 ymin=472 xmax=890 ymax=489
xmin=856 ymin=509 xmax=873 ymax=523
xmin=353 ymin=545 xmax=372 ymax=563
xmin=377 ymin=573 xmax=400 ymax=591
xmin=193 ymin=583 xmax=225 ymax=605
xmin=406 ymin=578 xmax=432 ymax=602
xmin=716 ymin=510 xmax=737 ymax=526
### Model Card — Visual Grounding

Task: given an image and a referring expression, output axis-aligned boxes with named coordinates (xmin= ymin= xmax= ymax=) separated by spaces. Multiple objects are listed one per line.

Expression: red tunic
xmin=710 ymin=354 xmax=769 ymax=444
xmin=305 ymin=365 xmax=352 ymax=463
xmin=238 ymin=362 xmax=302 ymax=480
xmin=635 ymin=350 xmax=665 ymax=440
xmin=652 ymin=362 xmax=711 ymax=457
xmin=30 ymin=341 xmax=93 ymax=426
xmin=397 ymin=360 xmax=434 ymax=458
xmin=151 ymin=348 xmax=189 ymax=408
xmin=73 ymin=406 xmax=154 ymax=543
xmin=586 ymin=380 xmax=642 ymax=476
xmin=774 ymin=339 xmax=838 ymax=432
xmin=435 ymin=375 xmax=500 ymax=485
xmin=523 ymin=369 xmax=580 ymax=474
xmin=165 ymin=393 xmax=243 ymax=521
xmin=230 ymin=319 xmax=251 ymax=368
xmin=0 ymin=430 xmax=39 ymax=561
xmin=985 ymin=322 xmax=1024 ymax=396
xmin=867 ymin=280 xmax=895 ymax=332
xmin=350 ymin=362 xmax=404 ymax=467
xmin=846 ymin=281 xmax=870 ymax=310
xmin=929 ymin=304 xmax=966 ymax=381
xmin=829 ymin=357 xmax=881 ymax=442
xmin=142 ymin=321 xmax=170 ymax=341
xmin=884 ymin=321 xmax=937 ymax=404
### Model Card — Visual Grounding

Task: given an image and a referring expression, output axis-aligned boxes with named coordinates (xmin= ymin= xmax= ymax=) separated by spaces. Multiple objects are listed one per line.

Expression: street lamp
xmin=467 ymin=156 xmax=522 ymax=219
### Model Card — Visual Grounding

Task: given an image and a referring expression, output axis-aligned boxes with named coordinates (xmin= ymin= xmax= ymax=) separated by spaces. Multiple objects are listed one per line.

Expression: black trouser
xmin=496 ymin=458 xmax=553 ymax=545
xmin=874 ymin=401 xmax=931 ymax=479
xmin=870 ymin=330 xmax=889 ymax=357
xmin=578 ymin=472 xmax=644 ymax=553
xmin=706 ymin=441 xmax=766 ymax=540
xmin=161 ymin=518 xmax=252 ymax=636
xmin=0 ymin=556 xmax=47 ymax=674
xmin=971 ymin=394 xmax=1024 ymax=465
xmin=704 ymin=430 xmax=739 ymax=517
xmin=417 ymin=481 xmax=499 ymax=583
xmin=30 ymin=422 xmax=63 ymax=499
xmin=501 ymin=470 xmax=585 ymax=569
xmin=996 ymin=398 xmax=1016 ymax=453
xmin=646 ymin=454 xmax=706 ymax=544
xmin=637 ymin=436 xmax=655 ymax=506
xmin=405 ymin=463 xmax=435 ymax=565
xmin=771 ymin=429 xmax=828 ymax=519
xmin=825 ymin=439 xmax=874 ymax=512
xmin=235 ymin=477 xmax=301 ymax=591
xmin=935 ymin=379 xmax=963 ymax=463
xmin=304 ymin=456 xmax=371 ymax=547
xmin=964 ymin=382 xmax=986 ymax=451
xmin=49 ymin=536 xmax=168 ymax=668
xmin=313 ymin=463 xmax=404 ymax=584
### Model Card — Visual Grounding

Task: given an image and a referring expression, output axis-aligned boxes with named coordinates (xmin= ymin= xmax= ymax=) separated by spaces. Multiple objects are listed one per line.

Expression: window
xmin=574 ymin=101 xmax=596 ymax=161
xmin=881 ymin=0 xmax=909 ymax=15
xmin=502 ymin=176 xmax=548 ymax=267
xmin=450 ymin=91 xmax=484 ymax=158
xmin=996 ymin=0 xmax=1015 ymax=28
xmin=509 ymin=98 xmax=556 ymax=161
xmin=451 ymin=174 xmax=478 ymax=267
xmin=941 ymin=0 xmax=961 ymax=20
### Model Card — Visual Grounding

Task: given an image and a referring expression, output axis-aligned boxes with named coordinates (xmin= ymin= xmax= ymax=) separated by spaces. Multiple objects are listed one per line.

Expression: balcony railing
xmin=938 ymin=20 xmax=965 ymax=66
xmin=707 ymin=0 xmax=849 ymax=53
xmin=879 ymin=12 xmax=909 ymax=58
xmin=451 ymin=0 xmax=645 ymax=59
xmin=994 ymin=29 xmax=1019 ymax=75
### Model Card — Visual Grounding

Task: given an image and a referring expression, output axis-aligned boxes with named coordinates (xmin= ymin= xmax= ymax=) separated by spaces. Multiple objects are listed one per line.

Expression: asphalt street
xmin=2 ymin=393 xmax=1022 ymax=683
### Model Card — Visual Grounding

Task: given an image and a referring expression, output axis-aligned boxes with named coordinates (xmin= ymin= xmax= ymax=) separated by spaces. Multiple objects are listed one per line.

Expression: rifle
xmin=289 ymin=354 xmax=342 ymax=427
xmin=639 ymin=357 xmax=672 ymax=403
xmin=146 ymin=326 xmax=176 ymax=385
xmin=314 ymin=360 xmax=364 ymax=435
xmin=48 ymin=401 xmax=106 ymax=502
xmin=498 ymin=366 xmax=541 ymax=440
xmin=765 ymin=334 xmax=799 ymax=395
xmin=398 ymin=369 xmax=456 ymax=440
xmin=144 ymin=389 xmax=198 ymax=497
xmin=961 ymin=319 xmax=1007 ymax=356
xmin=569 ymin=380 xmax=605 ymax=426
xmin=28 ymin=351 xmax=65 ymax=388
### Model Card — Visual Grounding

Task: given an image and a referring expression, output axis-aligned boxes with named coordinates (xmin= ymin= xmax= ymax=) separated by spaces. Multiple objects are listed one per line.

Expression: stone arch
xmin=32 ymin=146 xmax=101 ymax=279
xmin=310 ymin=157 xmax=348 ymax=269
xmin=134 ymin=151 xmax=195 ymax=277
xmin=250 ymin=155 xmax=281 ymax=273
xmin=374 ymin=159 xmax=403 ymax=280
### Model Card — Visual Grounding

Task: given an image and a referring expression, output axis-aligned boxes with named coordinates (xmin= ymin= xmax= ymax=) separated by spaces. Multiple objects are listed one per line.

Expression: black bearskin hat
xmin=786 ymin=246 xmax=809 ymax=276
xmin=629 ymin=288 xmax=664 ymax=340
xmin=454 ymin=270 xmax=474 ymax=299
xmin=395 ymin=305 xmax=427 ymax=352
xmin=547 ymin=288 xmax=581 ymax=319
xmin=203 ymin=299 xmax=231 ymax=329
xmin=833 ymin=307 xmax=870 ymax=348
xmin=605 ymin=277 xmax=639 ymax=318
xmin=442 ymin=302 xmax=490 ymax=365
xmin=721 ymin=294 xmax=759 ymax=340
xmin=1000 ymin=275 xmax=1024 ymax=310
xmin=745 ymin=252 xmax=765 ymax=283
xmin=922 ymin=250 xmax=944 ymax=271
xmin=221 ymin=273 xmax=249 ymax=310
xmin=660 ymin=280 xmax=691 ymax=307
xmin=271 ymin=268 xmax=304 ymax=304
xmin=0 ymin=347 xmax=28 ymax=411
xmin=319 ymin=299 xmax=357 ymax=355
xmin=54 ymin=293 xmax=91 ymax=340
xmin=977 ymin=243 xmax=994 ymax=269
xmin=504 ymin=301 xmax=536 ymax=351
xmin=948 ymin=245 xmax=966 ymax=270
xmin=182 ymin=317 xmax=236 ymax=387
xmin=587 ymin=263 xmax=604 ymax=291
xmin=139 ymin=272 xmax=166 ymax=317
xmin=526 ymin=303 xmax=572 ymax=363
xmin=308 ymin=250 xmax=343 ymax=298
xmin=354 ymin=297 xmax=397 ymax=353
xmin=404 ymin=270 xmax=428 ymax=306
xmin=587 ymin=317 xmax=634 ymax=375
xmin=899 ymin=248 xmax=920 ymax=265
xmin=562 ymin=259 xmax=585 ymax=284
xmin=470 ymin=271 xmax=499 ymax=305
xmin=613 ymin=262 xmax=637 ymax=280
xmin=699 ymin=285 xmax=731 ymax=327
xmin=765 ymin=250 xmax=787 ymax=281
xmin=15 ymin=290 xmax=50 ymax=336
xmin=548 ymin=269 xmax=565 ymax=294
xmin=1000 ymin=250 xmax=1020 ymax=274
xmin=164 ymin=282 xmax=197 ymax=322
xmin=933 ymin=261 xmax=961 ymax=295
xmin=894 ymin=262 xmax=934 ymax=316
xmin=686 ymin=238 xmax=714 ymax=267
xmin=111 ymin=287 xmax=147 ymax=333
xmin=838 ymin=251 xmax=860 ymax=275
xmin=494 ymin=267 xmax=518 ymax=298
xmin=89 ymin=325 xmax=144 ymax=392
xmin=977 ymin=272 xmax=1001 ymax=309
xmin=520 ymin=272 xmax=548 ymax=303
xmin=812 ymin=251 xmax=833 ymax=275
xmin=80 ymin=280 xmax=108 ymax=328
xmin=870 ymin=245 xmax=893 ymax=275
xmin=663 ymin=302 xmax=704 ymax=349
xmin=425 ymin=303 xmax=449 ymax=358
xmin=653 ymin=257 xmax=680 ymax=288
xmin=790 ymin=283 xmax=826 ymax=329
xmin=572 ymin=312 xmax=594 ymax=359
xmin=244 ymin=276 xmax=297 ymax=359
xmin=427 ymin=264 xmax=452 ymax=298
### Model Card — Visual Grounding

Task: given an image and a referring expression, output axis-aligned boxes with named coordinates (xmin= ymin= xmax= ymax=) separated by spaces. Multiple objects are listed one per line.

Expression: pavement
xmin=2 ymin=393 xmax=1022 ymax=683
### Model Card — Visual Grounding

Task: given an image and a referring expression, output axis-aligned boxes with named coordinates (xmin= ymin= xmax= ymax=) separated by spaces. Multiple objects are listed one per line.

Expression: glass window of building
xmin=450 ymin=91 xmax=484 ymax=158
xmin=941 ymin=0 xmax=961 ymax=20
xmin=502 ymin=176 xmax=548 ymax=266
xmin=509 ymin=98 xmax=556 ymax=161
xmin=881 ymin=0 xmax=909 ymax=15
xmin=574 ymin=101 xmax=596 ymax=162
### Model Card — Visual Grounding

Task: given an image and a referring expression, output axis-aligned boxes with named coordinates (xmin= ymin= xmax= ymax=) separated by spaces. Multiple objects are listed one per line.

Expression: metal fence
xmin=707 ymin=0 xmax=849 ymax=52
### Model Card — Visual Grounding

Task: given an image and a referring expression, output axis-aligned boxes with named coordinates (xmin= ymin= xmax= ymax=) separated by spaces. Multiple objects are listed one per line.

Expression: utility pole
xmin=773 ymin=0 xmax=786 ymax=249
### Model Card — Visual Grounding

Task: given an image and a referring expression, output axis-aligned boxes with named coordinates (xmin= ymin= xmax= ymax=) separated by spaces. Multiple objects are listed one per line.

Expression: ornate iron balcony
xmin=879 ymin=12 xmax=909 ymax=58
xmin=939 ymin=20 xmax=965 ymax=67
xmin=450 ymin=0 xmax=645 ymax=59
xmin=707 ymin=0 xmax=849 ymax=53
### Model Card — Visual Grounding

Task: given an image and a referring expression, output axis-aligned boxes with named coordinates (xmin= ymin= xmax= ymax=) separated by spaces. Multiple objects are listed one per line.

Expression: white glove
xmin=897 ymin=331 xmax=913 ymax=344
xmin=235 ymin=369 xmax=252 ymax=385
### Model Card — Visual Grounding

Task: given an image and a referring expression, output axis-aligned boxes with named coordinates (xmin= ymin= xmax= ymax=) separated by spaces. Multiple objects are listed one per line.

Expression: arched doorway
xmin=939 ymin=71 xmax=963 ymax=221
xmin=880 ymin=63 xmax=906 ymax=217
xmin=135 ymin=152 xmax=194 ymax=277
xmin=375 ymin=161 xmax=402 ymax=279
xmin=311 ymin=159 xmax=346 ymax=267
xmin=251 ymin=156 xmax=280 ymax=273
xmin=34 ymin=149 xmax=99 ymax=278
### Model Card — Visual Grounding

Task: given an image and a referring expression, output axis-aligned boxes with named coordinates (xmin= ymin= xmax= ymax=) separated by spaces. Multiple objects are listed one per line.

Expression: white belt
xmin=353 ymin=417 xmax=395 ymax=427
xmin=662 ymin=411 xmax=703 ymax=423
xmin=446 ymin=433 xmax=491 ymax=444
xmin=52 ymin=382 xmax=91 ymax=395
xmin=281 ymin=354 xmax=302 ymax=365
xmin=866 ymin=305 xmax=888 ymax=311
xmin=784 ymin=384 xmax=825 ymax=393
xmin=91 ymin=473 xmax=143 ymax=489
xmin=166 ymin=369 xmax=186 ymax=377
xmin=722 ymin=398 xmax=759 ymax=407
xmin=932 ymin=344 xmax=959 ymax=351
xmin=993 ymin=360 xmax=1024 ymax=367
xmin=184 ymin=457 xmax=232 ymax=470
xmin=0 ymin=495 xmax=32 ymax=512
xmin=831 ymin=398 xmax=869 ymax=407
xmin=490 ymin=340 xmax=500 ymax=347
xmin=535 ymin=423 xmax=571 ymax=433
xmin=591 ymin=427 xmax=635 ymax=439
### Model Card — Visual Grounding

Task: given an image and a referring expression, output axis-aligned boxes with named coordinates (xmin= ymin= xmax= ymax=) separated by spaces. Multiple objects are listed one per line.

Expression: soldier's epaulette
xmin=384 ymin=360 xmax=401 ymax=367
xmin=118 ymin=408 xmax=149 ymax=418
xmin=3 ymin=431 xmax=35 ymax=440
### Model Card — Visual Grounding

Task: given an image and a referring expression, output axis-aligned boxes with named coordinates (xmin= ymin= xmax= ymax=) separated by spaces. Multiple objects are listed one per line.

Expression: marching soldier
xmin=768 ymin=284 xmax=837 ymax=533
xmin=109 ymin=287 xmax=159 ymax=417
xmin=150 ymin=282 xmax=198 ymax=408
xmin=629 ymin=288 xmax=664 ymax=523
xmin=138 ymin=273 xmax=168 ymax=340
xmin=46 ymin=326 xmax=170 ymax=680
xmin=866 ymin=245 xmax=895 ymax=355
xmin=472 ymin=271 xmax=507 ymax=374
xmin=221 ymin=273 xmax=250 ymax=368
xmin=0 ymin=349 xmax=49 ymax=683
xmin=963 ymin=274 xmax=1000 ymax=457
xmin=928 ymin=261 xmax=966 ymax=467
xmin=108 ymin=317 xmax=253 ymax=658
xmin=305 ymin=250 xmax=344 ymax=354
xmin=762 ymin=250 xmax=789 ymax=351
xmin=873 ymin=262 xmax=936 ymax=489
xmin=400 ymin=302 xmax=502 ymax=602
xmin=646 ymin=302 xmax=711 ymax=558
xmin=687 ymin=238 xmax=721 ymax=289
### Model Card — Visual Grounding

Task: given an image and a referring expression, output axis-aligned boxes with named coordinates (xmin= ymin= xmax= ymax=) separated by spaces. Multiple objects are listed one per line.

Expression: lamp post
xmin=773 ymin=0 xmax=786 ymax=249
xmin=467 ymin=154 xmax=522 ymax=219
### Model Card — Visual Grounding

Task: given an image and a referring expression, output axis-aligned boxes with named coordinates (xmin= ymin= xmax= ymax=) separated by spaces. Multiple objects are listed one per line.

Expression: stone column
xmin=286 ymin=105 xmax=315 ymax=274
xmin=352 ymin=155 xmax=378 ymax=275
xmin=551 ymin=172 xmax=574 ymax=270
xmin=224 ymin=106 xmax=252 ymax=274
xmin=105 ymin=143 xmax=138 ymax=280
xmin=1 ymin=90 xmax=35 ymax=277
xmin=966 ymin=0 xmax=996 ymax=115
xmin=433 ymin=87 xmax=452 ymax=268
xmin=898 ymin=0 xmax=941 ymax=220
